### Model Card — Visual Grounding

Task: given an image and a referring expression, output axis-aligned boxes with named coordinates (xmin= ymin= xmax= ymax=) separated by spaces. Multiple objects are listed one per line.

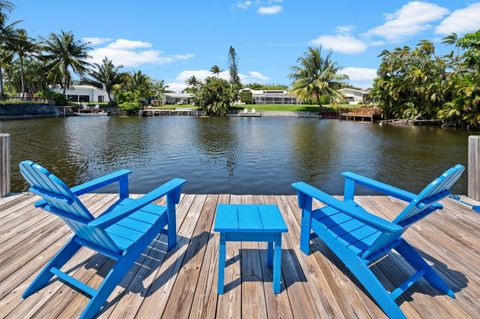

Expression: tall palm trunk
xmin=19 ymin=55 xmax=25 ymax=98
xmin=0 ymin=65 xmax=4 ymax=97
xmin=62 ymin=65 xmax=68 ymax=96
xmin=315 ymin=90 xmax=321 ymax=106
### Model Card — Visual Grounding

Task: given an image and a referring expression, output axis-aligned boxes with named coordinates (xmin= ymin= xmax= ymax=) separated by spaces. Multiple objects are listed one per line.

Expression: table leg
xmin=267 ymin=242 xmax=273 ymax=267
xmin=273 ymin=234 xmax=282 ymax=294
xmin=218 ymin=234 xmax=226 ymax=294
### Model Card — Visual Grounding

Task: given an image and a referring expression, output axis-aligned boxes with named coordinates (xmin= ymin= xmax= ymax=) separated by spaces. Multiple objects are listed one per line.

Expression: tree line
xmin=0 ymin=1 xmax=168 ymax=111
xmin=372 ymin=30 xmax=480 ymax=128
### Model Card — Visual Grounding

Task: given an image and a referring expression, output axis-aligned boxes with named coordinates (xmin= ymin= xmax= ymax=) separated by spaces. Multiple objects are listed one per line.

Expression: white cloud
xmin=342 ymin=67 xmax=377 ymax=89
xmin=237 ymin=1 xmax=252 ymax=9
xmin=342 ymin=67 xmax=377 ymax=82
xmin=435 ymin=3 xmax=480 ymax=35
xmin=82 ymin=37 xmax=111 ymax=46
xmin=166 ymin=82 xmax=188 ymax=93
xmin=367 ymin=40 xmax=387 ymax=47
xmin=245 ymin=71 xmax=269 ymax=81
xmin=89 ymin=38 xmax=194 ymax=67
xmin=257 ymin=5 xmax=283 ymax=15
xmin=336 ymin=25 xmax=354 ymax=34
xmin=171 ymin=54 xmax=196 ymax=60
xmin=310 ymin=34 xmax=367 ymax=54
xmin=365 ymin=1 xmax=449 ymax=42
xmin=106 ymin=39 xmax=152 ymax=50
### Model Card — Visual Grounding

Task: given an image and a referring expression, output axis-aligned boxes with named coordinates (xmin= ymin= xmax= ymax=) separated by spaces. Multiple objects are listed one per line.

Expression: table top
xmin=214 ymin=204 xmax=288 ymax=233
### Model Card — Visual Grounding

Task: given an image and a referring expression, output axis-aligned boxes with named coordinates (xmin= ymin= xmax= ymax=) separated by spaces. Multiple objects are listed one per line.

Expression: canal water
xmin=0 ymin=116 xmax=470 ymax=195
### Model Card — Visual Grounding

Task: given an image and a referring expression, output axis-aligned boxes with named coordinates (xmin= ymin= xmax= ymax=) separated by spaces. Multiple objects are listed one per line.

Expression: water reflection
xmin=194 ymin=117 xmax=239 ymax=176
xmin=0 ymin=117 xmax=470 ymax=195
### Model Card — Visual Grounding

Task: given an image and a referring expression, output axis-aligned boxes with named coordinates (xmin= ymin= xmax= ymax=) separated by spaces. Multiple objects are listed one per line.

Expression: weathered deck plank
xmin=0 ymin=193 xmax=479 ymax=318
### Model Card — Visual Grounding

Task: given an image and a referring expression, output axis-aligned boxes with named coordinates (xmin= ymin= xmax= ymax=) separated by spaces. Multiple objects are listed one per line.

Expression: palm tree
xmin=0 ymin=0 xmax=14 ymax=12
xmin=42 ymin=31 xmax=91 ymax=95
xmin=289 ymin=47 xmax=348 ymax=106
xmin=210 ymin=65 xmax=222 ymax=77
xmin=186 ymin=75 xmax=199 ymax=87
xmin=128 ymin=70 xmax=152 ymax=98
xmin=7 ymin=29 xmax=37 ymax=97
xmin=152 ymin=80 xmax=171 ymax=100
xmin=0 ymin=12 xmax=19 ymax=96
xmin=83 ymin=57 xmax=123 ymax=102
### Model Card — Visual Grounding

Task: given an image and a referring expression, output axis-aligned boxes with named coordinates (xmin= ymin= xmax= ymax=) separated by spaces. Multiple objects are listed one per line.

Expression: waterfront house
xmin=161 ymin=92 xmax=194 ymax=105
xmin=338 ymin=88 xmax=368 ymax=105
xmin=52 ymin=85 xmax=109 ymax=104
xmin=239 ymin=88 xmax=300 ymax=104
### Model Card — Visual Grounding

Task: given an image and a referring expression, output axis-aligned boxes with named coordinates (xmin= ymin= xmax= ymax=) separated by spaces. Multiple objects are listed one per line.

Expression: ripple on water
xmin=0 ymin=116 xmax=470 ymax=195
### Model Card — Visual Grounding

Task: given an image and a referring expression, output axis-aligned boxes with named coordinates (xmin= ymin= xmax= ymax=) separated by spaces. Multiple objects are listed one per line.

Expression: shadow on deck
xmin=0 ymin=193 xmax=478 ymax=318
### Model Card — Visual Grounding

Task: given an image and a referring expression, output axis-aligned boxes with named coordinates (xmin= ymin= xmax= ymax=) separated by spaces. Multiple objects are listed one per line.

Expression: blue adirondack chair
xmin=292 ymin=165 xmax=464 ymax=319
xmin=19 ymin=160 xmax=186 ymax=319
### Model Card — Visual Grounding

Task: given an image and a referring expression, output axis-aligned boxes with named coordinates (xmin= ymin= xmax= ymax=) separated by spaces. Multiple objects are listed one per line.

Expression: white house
xmin=52 ymin=85 xmax=109 ymax=103
xmin=338 ymin=88 xmax=368 ymax=105
xmin=239 ymin=88 xmax=300 ymax=104
xmin=162 ymin=92 xmax=193 ymax=105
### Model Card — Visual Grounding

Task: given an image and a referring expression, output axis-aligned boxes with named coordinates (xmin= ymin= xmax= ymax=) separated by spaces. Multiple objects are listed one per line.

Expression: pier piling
xmin=0 ymin=133 xmax=10 ymax=197
xmin=469 ymin=135 xmax=480 ymax=201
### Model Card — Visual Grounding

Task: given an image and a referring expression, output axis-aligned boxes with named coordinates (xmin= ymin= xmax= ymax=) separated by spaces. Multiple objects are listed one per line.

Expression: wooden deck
xmin=0 ymin=192 xmax=479 ymax=318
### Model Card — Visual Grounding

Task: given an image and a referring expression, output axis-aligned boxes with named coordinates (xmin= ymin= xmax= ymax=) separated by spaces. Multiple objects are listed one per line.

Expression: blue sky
xmin=13 ymin=0 xmax=480 ymax=91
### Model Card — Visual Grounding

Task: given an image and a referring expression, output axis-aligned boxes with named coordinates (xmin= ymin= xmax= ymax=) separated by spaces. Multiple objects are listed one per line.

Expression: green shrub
xmin=196 ymin=77 xmax=234 ymax=116
xmin=36 ymin=91 xmax=67 ymax=106
xmin=239 ymin=90 xmax=253 ymax=104
xmin=118 ymin=101 xmax=141 ymax=112
xmin=115 ymin=91 xmax=142 ymax=113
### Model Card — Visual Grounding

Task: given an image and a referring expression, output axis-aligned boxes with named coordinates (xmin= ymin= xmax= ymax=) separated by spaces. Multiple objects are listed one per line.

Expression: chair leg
xmin=80 ymin=250 xmax=139 ymax=319
xmin=23 ymin=237 xmax=82 ymax=299
xmin=396 ymin=240 xmax=454 ymax=298
xmin=166 ymin=195 xmax=177 ymax=251
xmin=300 ymin=209 xmax=312 ymax=255
xmin=343 ymin=254 xmax=406 ymax=319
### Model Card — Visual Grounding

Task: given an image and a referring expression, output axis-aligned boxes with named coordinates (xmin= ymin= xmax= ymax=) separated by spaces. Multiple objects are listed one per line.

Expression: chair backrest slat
xmin=362 ymin=164 xmax=464 ymax=260
xmin=393 ymin=165 xmax=464 ymax=226
xmin=20 ymin=161 xmax=120 ymax=253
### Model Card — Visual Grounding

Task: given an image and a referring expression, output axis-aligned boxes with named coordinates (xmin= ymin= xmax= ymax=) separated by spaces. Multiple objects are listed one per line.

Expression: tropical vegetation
xmin=185 ymin=47 xmax=242 ymax=116
xmin=289 ymin=47 xmax=348 ymax=108
xmin=0 ymin=2 xmax=171 ymax=113
xmin=372 ymin=29 xmax=480 ymax=128
xmin=81 ymin=57 xmax=123 ymax=102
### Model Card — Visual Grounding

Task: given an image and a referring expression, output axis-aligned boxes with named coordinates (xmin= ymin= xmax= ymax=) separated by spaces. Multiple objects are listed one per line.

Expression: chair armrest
xmin=34 ymin=169 xmax=132 ymax=208
xmin=88 ymin=178 xmax=186 ymax=229
xmin=70 ymin=169 xmax=132 ymax=196
xmin=342 ymin=172 xmax=417 ymax=202
xmin=292 ymin=182 xmax=402 ymax=234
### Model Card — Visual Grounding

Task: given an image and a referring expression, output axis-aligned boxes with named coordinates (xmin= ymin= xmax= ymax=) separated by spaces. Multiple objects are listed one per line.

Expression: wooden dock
xmin=139 ymin=108 xmax=201 ymax=117
xmin=340 ymin=107 xmax=382 ymax=122
xmin=0 ymin=192 xmax=479 ymax=318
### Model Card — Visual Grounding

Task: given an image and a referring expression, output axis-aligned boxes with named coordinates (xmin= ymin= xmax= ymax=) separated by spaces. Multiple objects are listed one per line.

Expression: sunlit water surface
xmin=0 ymin=116 xmax=470 ymax=195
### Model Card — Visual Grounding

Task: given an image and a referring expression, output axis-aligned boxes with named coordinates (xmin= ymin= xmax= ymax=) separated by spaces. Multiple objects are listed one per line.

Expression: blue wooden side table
xmin=214 ymin=204 xmax=288 ymax=294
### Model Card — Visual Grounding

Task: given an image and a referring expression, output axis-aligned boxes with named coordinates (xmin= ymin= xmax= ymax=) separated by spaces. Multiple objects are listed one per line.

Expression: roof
xmin=165 ymin=93 xmax=193 ymax=98
xmin=338 ymin=88 xmax=367 ymax=94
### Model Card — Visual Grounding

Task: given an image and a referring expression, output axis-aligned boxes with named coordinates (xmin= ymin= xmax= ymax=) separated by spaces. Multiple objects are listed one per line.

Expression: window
xmin=67 ymin=95 xmax=78 ymax=102
xmin=79 ymin=95 xmax=90 ymax=102
xmin=98 ymin=95 xmax=104 ymax=103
